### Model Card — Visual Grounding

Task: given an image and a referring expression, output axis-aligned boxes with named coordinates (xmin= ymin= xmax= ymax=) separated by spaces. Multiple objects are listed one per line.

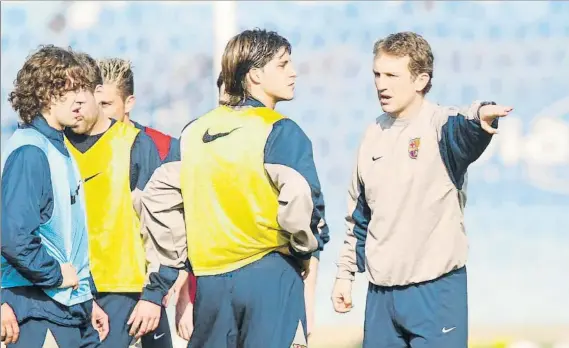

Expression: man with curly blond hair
xmin=1 ymin=45 xmax=105 ymax=347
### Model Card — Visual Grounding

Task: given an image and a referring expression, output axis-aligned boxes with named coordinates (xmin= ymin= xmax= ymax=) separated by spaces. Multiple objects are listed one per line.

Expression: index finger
xmin=129 ymin=316 xmax=142 ymax=337
xmin=496 ymin=107 xmax=513 ymax=117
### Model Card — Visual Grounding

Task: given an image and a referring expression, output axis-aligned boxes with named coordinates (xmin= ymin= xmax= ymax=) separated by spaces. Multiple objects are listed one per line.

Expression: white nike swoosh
xmin=154 ymin=333 xmax=166 ymax=340
xmin=442 ymin=327 xmax=456 ymax=333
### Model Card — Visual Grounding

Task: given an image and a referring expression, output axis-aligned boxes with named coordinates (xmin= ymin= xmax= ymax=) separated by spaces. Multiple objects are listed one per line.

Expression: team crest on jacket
xmin=408 ymin=137 xmax=421 ymax=159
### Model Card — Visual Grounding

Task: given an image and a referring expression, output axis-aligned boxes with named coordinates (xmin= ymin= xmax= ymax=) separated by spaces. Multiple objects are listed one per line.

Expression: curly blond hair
xmin=8 ymin=45 xmax=90 ymax=124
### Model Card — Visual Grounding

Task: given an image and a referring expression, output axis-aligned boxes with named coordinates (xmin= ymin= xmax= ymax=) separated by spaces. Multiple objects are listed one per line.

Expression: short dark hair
xmin=221 ymin=28 xmax=291 ymax=106
xmin=73 ymin=52 xmax=103 ymax=91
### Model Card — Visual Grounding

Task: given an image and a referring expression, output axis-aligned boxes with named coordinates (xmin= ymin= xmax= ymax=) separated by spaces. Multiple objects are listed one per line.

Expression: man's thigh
xmin=188 ymin=275 xmax=237 ymax=348
xmin=363 ymin=283 xmax=408 ymax=348
xmin=235 ymin=253 xmax=308 ymax=348
xmin=395 ymin=267 xmax=468 ymax=348
xmin=7 ymin=318 xmax=82 ymax=348
xmin=83 ymin=293 xmax=139 ymax=348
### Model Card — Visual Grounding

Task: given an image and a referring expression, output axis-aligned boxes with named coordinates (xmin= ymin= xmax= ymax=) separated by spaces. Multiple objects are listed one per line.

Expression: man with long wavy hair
xmin=140 ymin=29 xmax=330 ymax=347
xmin=1 ymin=45 xmax=106 ymax=347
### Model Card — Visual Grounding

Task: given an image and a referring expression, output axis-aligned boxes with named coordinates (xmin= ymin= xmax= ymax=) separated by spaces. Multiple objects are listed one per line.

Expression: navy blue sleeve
xmin=130 ymin=132 xmax=162 ymax=191
xmin=439 ymin=113 xmax=498 ymax=190
xmin=162 ymin=137 xmax=181 ymax=164
xmin=264 ymin=118 xmax=329 ymax=260
xmin=131 ymin=132 xmax=177 ymax=305
xmin=352 ymin=181 xmax=371 ymax=273
xmin=140 ymin=266 xmax=179 ymax=306
xmin=1 ymin=146 xmax=63 ymax=287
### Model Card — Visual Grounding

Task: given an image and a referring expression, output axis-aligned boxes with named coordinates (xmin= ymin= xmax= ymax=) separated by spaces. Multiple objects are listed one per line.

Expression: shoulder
xmin=134 ymin=130 xmax=159 ymax=151
xmin=267 ymin=118 xmax=310 ymax=146
xmin=5 ymin=144 xmax=49 ymax=163
xmin=143 ymin=127 xmax=173 ymax=161
xmin=2 ymin=145 xmax=50 ymax=179
xmin=112 ymin=121 xmax=141 ymax=140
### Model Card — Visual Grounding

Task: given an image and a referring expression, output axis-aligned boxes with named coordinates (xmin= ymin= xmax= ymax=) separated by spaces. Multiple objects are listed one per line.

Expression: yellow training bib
xmin=66 ymin=122 xmax=145 ymax=292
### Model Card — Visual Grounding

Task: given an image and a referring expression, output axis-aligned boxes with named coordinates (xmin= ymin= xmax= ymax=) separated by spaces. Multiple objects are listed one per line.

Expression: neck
xmin=124 ymin=113 xmax=131 ymax=124
xmin=392 ymin=96 xmax=424 ymax=119
xmin=86 ymin=116 xmax=111 ymax=136
xmin=248 ymin=90 xmax=276 ymax=110
xmin=41 ymin=110 xmax=63 ymax=131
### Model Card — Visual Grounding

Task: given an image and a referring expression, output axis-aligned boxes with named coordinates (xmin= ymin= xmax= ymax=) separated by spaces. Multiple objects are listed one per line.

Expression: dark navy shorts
xmin=6 ymin=318 xmax=91 ymax=348
xmin=189 ymin=252 xmax=308 ymax=348
xmin=364 ymin=267 xmax=468 ymax=348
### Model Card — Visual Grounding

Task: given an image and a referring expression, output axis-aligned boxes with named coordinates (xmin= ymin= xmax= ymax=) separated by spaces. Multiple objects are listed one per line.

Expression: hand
xmin=331 ymin=278 xmax=354 ymax=313
xmin=300 ymin=259 xmax=311 ymax=280
xmin=59 ymin=263 xmax=79 ymax=290
xmin=1 ymin=303 xmax=19 ymax=344
xmin=175 ymin=284 xmax=194 ymax=341
xmin=127 ymin=300 xmax=161 ymax=339
xmin=479 ymin=104 xmax=513 ymax=134
xmin=276 ymin=246 xmax=311 ymax=279
xmin=91 ymin=300 xmax=109 ymax=342
xmin=163 ymin=270 xmax=189 ymax=307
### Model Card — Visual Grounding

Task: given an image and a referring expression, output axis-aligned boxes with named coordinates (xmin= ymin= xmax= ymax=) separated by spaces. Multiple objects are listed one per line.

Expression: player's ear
xmin=248 ymin=68 xmax=262 ymax=85
xmin=124 ymin=95 xmax=136 ymax=114
xmin=414 ymin=73 xmax=430 ymax=93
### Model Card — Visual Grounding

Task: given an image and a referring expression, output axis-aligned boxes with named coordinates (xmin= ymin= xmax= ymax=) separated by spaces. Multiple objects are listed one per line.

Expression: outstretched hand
xmin=479 ymin=104 xmax=513 ymax=134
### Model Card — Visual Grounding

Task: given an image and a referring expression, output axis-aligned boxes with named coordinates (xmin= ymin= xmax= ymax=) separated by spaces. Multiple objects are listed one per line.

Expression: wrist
xmin=336 ymin=267 xmax=355 ymax=282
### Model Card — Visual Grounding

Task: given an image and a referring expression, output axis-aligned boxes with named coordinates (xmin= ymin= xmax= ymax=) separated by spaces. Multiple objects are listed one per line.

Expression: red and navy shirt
xmin=132 ymin=120 xmax=180 ymax=164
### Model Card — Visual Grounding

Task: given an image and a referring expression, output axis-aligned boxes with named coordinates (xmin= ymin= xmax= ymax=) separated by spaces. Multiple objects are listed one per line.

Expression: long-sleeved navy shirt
xmin=1 ymin=116 xmax=94 ymax=325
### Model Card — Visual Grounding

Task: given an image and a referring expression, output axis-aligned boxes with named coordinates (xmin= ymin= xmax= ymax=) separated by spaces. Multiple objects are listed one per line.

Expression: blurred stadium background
xmin=1 ymin=1 xmax=569 ymax=347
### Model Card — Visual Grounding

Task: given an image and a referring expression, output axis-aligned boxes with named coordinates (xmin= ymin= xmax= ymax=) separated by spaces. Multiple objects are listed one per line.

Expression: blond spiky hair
xmin=96 ymin=58 xmax=134 ymax=100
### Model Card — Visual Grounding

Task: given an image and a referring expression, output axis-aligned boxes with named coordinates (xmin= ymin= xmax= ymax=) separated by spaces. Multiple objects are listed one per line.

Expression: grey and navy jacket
xmin=336 ymin=100 xmax=497 ymax=286
xmin=138 ymin=98 xmax=330 ymax=276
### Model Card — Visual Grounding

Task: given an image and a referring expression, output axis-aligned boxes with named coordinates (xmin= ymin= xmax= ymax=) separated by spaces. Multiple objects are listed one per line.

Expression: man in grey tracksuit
xmin=332 ymin=31 xmax=513 ymax=348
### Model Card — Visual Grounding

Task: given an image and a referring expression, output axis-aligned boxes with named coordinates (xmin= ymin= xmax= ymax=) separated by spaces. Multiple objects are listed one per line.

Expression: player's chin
xmin=278 ymin=92 xmax=295 ymax=101
xmin=64 ymin=119 xmax=80 ymax=129
xmin=379 ymin=103 xmax=397 ymax=114
xmin=69 ymin=122 xmax=86 ymax=134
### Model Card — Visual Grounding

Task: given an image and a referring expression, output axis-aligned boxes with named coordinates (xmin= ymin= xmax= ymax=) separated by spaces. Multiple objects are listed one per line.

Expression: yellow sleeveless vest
xmin=180 ymin=106 xmax=289 ymax=276
xmin=65 ymin=122 xmax=146 ymax=292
